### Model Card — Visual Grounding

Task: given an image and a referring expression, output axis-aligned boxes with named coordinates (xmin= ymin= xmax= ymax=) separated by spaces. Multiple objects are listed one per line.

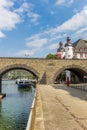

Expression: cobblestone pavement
xmin=34 ymin=84 xmax=87 ymax=130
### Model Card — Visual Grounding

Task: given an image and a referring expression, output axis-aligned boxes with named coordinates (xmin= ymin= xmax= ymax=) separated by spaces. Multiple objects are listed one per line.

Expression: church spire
xmin=65 ymin=37 xmax=72 ymax=47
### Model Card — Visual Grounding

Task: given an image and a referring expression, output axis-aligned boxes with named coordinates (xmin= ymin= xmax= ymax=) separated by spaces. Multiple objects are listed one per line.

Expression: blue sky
xmin=0 ymin=0 xmax=87 ymax=58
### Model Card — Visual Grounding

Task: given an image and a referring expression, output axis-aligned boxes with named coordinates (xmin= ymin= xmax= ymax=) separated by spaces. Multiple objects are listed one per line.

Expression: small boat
xmin=16 ymin=79 xmax=31 ymax=88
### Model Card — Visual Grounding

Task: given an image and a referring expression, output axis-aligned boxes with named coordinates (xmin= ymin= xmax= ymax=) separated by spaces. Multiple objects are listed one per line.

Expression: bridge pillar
xmin=39 ymin=72 xmax=53 ymax=84
xmin=0 ymin=76 xmax=6 ymax=99
xmin=40 ymin=72 xmax=47 ymax=84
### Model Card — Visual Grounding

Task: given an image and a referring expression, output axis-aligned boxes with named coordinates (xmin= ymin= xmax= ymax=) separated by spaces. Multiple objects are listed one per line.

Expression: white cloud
xmin=68 ymin=0 xmax=74 ymax=5
xmin=76 ymin=27 xmax=87 ymax=34
xmin=0 ymin=9 xmax=21 ymax=30
xmin=0 ymin=0 xmax=21 ymax=37
xmin=0 ymin=0 xmax=21 ymax=30
xmin=15 ymin=1 xmax=40 ymax=25
xmin=26 ymin=36 xmax=48 ymax=48
xmin=50 ymin=5 xmax=87 ymax=34
xmin=46 ymin=5 xmax=87 ymax=41
xmin=0 ymin=0 xmax=13 ymax=8
xmin=15 ymin=2 xmax=40 ymax=25
xmin=55 ymin=0 xmax=74 ymax=6
xmin=0 ymin=0 xmax=40 ymax=38
xmin=28 ymin=12 xmax=40 ymax=24
xmin=18 ymin=34 xmax=49 ymax=57
xmin=0 ymin=32 xmax=5 ymax=38
xmin=50 ymin=34 xmax=67 ymax=41
xmin=15 ymin=2 xmax=31 ymax=13
xmin=48 ymin=43 xmax=58 ymax=50
xmin=26 ymin=34 xmax=41 ymax=41
xmin=55 ymin=0 xmax=65 ymax=6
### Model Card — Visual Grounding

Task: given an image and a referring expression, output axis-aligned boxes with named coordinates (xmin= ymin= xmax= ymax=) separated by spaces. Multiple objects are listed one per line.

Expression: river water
xmin=0 ymin=80 xmax=35 ymax=130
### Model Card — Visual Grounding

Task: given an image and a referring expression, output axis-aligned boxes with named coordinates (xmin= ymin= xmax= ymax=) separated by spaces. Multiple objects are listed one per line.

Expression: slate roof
xmin=65 ymin=42 xmax=72 ymax=47
xmin=65 ymin=37 xmax=72 ymax=47
xmin=73 ymin=39 xmax=87 ymax=52
xmin=57 ymin=48 xmax=65 ymax=52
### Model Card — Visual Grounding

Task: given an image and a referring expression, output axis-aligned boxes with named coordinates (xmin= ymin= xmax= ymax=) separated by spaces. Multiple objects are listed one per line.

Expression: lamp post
xmin=25 ymin=53 xmax=30 ymax=58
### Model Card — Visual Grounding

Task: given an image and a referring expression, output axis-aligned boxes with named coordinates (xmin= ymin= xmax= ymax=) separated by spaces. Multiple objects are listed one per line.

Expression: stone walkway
xmin=33 ymin=84 xmax=87 ymax=130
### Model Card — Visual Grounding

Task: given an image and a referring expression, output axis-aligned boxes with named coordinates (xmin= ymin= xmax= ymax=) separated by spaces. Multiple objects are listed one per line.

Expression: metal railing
xmin=26 ymin=89 xmax=37 ymax=130
xmin=70 ymin=83 xmax=87 ymax=91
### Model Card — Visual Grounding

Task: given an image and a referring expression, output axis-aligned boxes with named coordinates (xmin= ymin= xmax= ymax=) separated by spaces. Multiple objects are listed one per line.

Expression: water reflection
xmin=0 ymin=80 xmax=35 ymax=130
xmin=18 ymin=86 xmax=32 ymax=92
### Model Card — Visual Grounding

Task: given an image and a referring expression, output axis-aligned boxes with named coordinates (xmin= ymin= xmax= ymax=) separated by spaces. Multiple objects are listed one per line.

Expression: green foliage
xmin=2 ymin=70 xmax=35 ymax=80
xmin=84 ymin=40 xmax=87 ymax=43
xmin=59 ymin=73 xmax=66 ymax=81
xmin=46 ymin=53 xmax=57 ymax=59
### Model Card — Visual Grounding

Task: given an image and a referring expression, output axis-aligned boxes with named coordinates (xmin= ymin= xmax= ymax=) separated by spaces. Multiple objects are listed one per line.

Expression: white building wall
xmin=83 ymin=53 xmax=86 ymax=59
xmin=62 ymin=52 xmax=65 ymax=58
xmin=65 ymin=45 xmax=73 ymax=83
xmin=65 ymin=46 xmax=73 ymax=59
xmin=77 ymin=53 xmax=80 ymax=59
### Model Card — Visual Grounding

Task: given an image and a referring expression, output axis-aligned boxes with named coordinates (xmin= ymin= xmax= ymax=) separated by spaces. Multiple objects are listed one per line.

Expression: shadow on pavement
xmin=53 ymin=84 xmax=87 ymax=101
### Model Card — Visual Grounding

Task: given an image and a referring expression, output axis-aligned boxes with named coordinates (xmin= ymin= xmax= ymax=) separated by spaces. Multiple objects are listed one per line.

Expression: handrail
xmin=26 ymin=90 xmax=37 ymax=130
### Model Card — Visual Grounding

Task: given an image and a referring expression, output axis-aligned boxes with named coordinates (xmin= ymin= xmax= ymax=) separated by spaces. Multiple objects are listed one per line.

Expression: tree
xmin=46 ymin=53 xmax=57 ymax=59
xmin=84 ymin=40 xmax=87 ymax=43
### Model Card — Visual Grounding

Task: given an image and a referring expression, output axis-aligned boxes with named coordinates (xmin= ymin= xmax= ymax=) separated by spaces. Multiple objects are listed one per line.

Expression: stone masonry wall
xmin=0 ymin=58 xmax=87 ymax=85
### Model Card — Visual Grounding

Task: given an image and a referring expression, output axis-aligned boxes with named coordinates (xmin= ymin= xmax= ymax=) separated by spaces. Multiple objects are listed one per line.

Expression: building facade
xmin=56 ymin=37 xmax=87 ymax=59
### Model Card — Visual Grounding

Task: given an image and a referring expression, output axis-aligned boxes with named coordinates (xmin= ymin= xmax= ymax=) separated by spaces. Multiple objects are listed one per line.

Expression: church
xmin=56 ymin=37 xmax=87 ymax=59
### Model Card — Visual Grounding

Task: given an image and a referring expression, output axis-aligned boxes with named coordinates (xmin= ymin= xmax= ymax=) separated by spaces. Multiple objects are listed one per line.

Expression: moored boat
xmin=16 ymin=79 xmax=31 ymax=88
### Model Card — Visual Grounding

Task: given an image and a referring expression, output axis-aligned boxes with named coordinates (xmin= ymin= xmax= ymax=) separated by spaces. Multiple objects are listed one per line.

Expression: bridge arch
xmin=53 ymin=65 xmax=87 ymax=83
xmin=0 ymin=64 xmax=39 ymax=78
xmin=0 ymin=64 xmax=39 ymax=93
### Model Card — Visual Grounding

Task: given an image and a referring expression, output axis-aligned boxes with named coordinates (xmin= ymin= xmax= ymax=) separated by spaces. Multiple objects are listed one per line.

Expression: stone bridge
xmin=0 ymin=57 xmax=87 ymax=94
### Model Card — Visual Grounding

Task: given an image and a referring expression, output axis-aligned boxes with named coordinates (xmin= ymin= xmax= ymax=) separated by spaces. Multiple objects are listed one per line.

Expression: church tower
xmin=56 ymin=41 xmax=65 ymax=59
xmin=65 ymin=37 xmax=73 ymax=59
xmin=65 ymin=37 xmax=73 ymax=86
